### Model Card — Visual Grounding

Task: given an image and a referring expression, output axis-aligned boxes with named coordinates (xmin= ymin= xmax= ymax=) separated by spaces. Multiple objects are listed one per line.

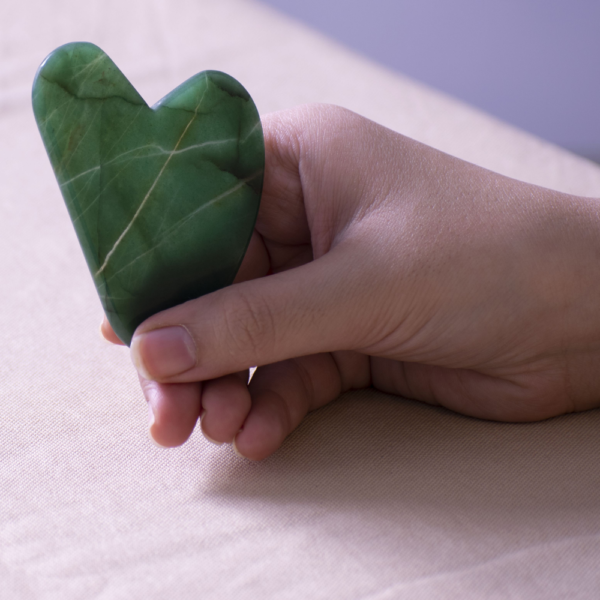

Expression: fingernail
xmin=232 ymin=438 xmax=246 ymax=458
xmin=98 ymin=322 xmax=113 ymax=345
xmin=199 ymin=415 xmax=223 ymax=446
xmin=204 ymin=433 xmax=224 ymax=446
xmin=147 ymin=405 xmax=167 ymax=448
xmin=131 ymin=326 xmax=196 ymax=380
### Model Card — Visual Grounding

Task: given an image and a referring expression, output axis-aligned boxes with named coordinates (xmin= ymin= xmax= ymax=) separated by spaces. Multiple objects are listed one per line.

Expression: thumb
xmin=130 ymin=246 xmax=371 ymax=383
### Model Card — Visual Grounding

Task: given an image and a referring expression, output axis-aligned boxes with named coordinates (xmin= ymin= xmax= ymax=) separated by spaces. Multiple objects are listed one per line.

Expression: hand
xmin=102 ymin=104 xmax=600 ymax=459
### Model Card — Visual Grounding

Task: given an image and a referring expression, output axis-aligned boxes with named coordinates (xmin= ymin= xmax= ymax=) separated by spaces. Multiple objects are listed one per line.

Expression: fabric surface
xmin=2 ymin=0 xmax=600 ymax=598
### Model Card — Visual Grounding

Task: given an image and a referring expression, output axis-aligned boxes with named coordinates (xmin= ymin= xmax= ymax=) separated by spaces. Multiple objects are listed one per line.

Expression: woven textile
xmin=2 ymin=1 xmax=600 ymax=597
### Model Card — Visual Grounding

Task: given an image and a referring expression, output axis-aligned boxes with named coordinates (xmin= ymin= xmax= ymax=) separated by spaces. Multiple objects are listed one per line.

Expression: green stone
xmin=32 ymin=42 xmax=264 ymax=345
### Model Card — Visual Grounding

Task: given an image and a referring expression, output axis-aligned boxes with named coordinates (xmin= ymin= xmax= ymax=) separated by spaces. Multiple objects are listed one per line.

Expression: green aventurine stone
xmin=32 ymin=42 xmax=264 ymax=345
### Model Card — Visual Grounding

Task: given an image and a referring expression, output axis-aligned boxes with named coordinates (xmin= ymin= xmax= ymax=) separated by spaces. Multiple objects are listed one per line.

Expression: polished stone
xmin=32 ymin=42 xmax=264 ymax=345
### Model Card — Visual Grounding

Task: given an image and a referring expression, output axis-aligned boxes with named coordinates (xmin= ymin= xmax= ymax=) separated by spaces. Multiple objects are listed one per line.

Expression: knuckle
xmin=222 ymin=288 xmax=276 ymax=359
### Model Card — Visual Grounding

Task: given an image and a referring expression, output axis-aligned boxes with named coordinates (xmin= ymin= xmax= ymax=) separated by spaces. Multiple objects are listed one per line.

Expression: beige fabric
xmin=2 ymin=0 xmax=600 ymax=597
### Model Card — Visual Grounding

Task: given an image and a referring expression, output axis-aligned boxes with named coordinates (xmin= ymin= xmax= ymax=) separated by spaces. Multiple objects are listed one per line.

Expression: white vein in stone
xmin=70 ymin=161 xmax=132 ymax=225
xmin=62 ymin=139 xmax=237 ymax=187
xmin=60 ymin=165 xmax=101 ymax=187
xmin=38 ymin=97 xmax=77 ymax=127
xmin=71 ymin=53 xmax=108 ymax=82
xmin=41 ymin=54 xmax=107 ymax=150
xmin=241 ymin=120 xmax=261 ymax=143
xmin=96 ymin=175 xmax=256 ymax=288
xmin=94 ymin=73 xmax=209 ymax=278
xmin=45 ymin=96 xmax=77 ymax=148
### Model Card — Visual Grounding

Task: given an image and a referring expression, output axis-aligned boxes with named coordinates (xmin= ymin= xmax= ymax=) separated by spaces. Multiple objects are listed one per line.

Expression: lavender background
xmin=259 ymin=0 xmax=600 ymax=161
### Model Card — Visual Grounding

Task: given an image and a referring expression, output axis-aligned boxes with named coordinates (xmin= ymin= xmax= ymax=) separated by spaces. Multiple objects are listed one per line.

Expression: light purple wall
xmin=259 ymin=0 xmax=600 ymax=160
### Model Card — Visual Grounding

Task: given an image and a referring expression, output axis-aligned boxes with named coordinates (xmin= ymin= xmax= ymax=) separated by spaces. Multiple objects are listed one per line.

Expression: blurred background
xmin=260 ymin=0 xmax=600 ymax=162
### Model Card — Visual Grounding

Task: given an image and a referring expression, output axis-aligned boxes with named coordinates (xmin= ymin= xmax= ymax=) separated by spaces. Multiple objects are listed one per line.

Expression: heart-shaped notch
xmin=32 ymin=42 xmax=264 ymax=345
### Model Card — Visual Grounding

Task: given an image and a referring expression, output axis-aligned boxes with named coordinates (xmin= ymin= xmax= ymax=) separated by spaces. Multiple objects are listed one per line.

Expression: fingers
xmin=140 ymin=372 xmax=251 ymax=449
xmin=200 ymin=372 xmax=251 ymax=445
xmin=198 ymin=355 xmax=343 ymax=460
xmin=129 ymin=245 xmax=373 ymax=384
xmin=143 ymin=353 xmax=343 ymax=460
xmin=235 ymin=353 xmax=342 ymax=460
xmin=100 ymin=317 xmax=126 ymax=345
xmin=141 ymin=375 xmax=202 ymax=447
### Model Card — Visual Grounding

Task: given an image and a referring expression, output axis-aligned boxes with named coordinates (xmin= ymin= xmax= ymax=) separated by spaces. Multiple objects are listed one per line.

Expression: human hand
xmin=102 ymin=104 xmax=600 ymax=459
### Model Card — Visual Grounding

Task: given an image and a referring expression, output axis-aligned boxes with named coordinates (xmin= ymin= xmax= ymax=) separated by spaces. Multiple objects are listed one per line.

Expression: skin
xmin=102 ymin=104 xmax=600 ymax=460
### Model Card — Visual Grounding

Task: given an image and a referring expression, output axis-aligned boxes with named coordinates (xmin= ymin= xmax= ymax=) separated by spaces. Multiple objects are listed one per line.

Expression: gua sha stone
xmin=32 ymin=42 xmax=264 ymax=345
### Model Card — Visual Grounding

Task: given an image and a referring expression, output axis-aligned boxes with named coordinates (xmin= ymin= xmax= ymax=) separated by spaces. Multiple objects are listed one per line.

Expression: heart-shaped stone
xmin=32 ymin=42 xmax=264 ymax=345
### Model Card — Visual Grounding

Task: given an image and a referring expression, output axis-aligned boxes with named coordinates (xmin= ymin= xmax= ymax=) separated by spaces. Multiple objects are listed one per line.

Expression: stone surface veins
xmin=32 ymin=42 xmax=264 ymax=345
